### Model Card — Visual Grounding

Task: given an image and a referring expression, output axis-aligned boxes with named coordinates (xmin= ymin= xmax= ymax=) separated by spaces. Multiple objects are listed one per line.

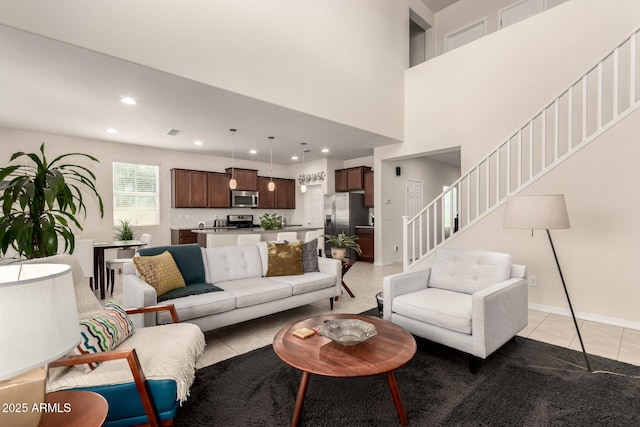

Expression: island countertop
xmin=190 ymin=226 xmax=320 ymax=235
xmin=191 ymin=226 xmax=323 ymax=248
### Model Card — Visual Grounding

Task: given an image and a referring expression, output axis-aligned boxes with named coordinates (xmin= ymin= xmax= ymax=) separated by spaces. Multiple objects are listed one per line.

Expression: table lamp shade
xmin=0 ymin=264 xmax=80 ymax=379
xmin=503 ymin=194 xmax=570 ymax=230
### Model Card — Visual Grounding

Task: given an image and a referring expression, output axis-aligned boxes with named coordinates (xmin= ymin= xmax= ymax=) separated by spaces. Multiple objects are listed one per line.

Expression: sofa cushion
xmin=71 ymin=301 xmax=136 ymax=372
xmin=257 ymin=240 xmax=293 ymax=276
xmin=216 ymin=277 xmax=292 ymax=308
xmin=302 ymin=239 xmax=319 ymax=273
xmin=268 ymin=271 xmax=335 ymax=295
xmin=266 ymin=241 xmax=303 ymax=277
xmin=204 ymin=245 xmax=262 ymax=283
xmin=157 ymin=290 xmax=236 ymax=324
xmin=429 ymin=248 xmax=511 ymax=294
xmin=393 ymin=288 xmax=472 ymax=334
xmin=138 ymin=244 xmax=206 ymax=286
xmin=133 ymin=251 xmax=186 ymax=296
xmin=157 ymin=282 xmax=223 ymax=303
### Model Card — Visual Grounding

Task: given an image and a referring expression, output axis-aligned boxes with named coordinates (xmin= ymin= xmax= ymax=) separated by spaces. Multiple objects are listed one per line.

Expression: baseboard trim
xmin=529 ymin=303 xmax=640 ymax=331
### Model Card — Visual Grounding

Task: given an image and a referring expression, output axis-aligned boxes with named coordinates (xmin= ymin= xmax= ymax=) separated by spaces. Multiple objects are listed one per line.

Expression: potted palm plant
xmin=322 ymin=232 xmax=362 ymax=261
xmin=0 ymin=143 xmax=104 ymax=259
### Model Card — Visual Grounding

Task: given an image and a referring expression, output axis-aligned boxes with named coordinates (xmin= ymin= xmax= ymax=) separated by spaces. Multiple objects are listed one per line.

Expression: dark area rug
xmin=175 ymin=312 xmax=640 ymax=426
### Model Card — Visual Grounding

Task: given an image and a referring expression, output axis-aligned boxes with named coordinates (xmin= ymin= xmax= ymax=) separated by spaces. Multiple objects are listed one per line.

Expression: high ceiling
xmin=0 ymin=24 xmax=398 ymax=165
xmin=0 ymin=2 xmax=461 ymax=166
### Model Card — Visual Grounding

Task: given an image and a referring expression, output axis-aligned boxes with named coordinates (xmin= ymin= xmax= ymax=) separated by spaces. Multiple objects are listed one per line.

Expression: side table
xmin=335 ymin=261 xmax=355 ymax=301
xmin=39 ymin=390 xmax=108 ymax=427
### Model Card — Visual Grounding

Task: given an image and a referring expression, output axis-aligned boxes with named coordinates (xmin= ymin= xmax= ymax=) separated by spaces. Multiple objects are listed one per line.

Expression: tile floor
xmin=108 ymin=261 xmax=640 ymax=368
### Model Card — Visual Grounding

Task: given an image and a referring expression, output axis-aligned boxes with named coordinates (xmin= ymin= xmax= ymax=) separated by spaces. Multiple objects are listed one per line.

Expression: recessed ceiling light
xmin=322 ymin=148 xmax=329 ymax=153
xmin=249 ymin=149 xmax=257 ymax=154
xmin=121 ymin=97 xmax=136 ymax=105
xmin=106 ymin=128 xmax=118 ymax=134
xmin=291 ymin=155 xmax=299 ymax=160
xmin=194 ymin=140 xmax=203 ymax=146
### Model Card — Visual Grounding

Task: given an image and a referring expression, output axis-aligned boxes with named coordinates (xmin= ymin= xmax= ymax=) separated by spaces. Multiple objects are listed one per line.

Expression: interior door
xmin=500 ymin=0 xmax=545 ymax=29
xmin=304 ymin=185 xmax=324 ymax=228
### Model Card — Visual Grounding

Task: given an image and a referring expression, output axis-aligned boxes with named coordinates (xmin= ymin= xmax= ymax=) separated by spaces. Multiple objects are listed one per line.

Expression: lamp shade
xmin=0 ymin=264 xmax=79 ymax=380
xmin=503 ymin=194 xmax=570 ymax=230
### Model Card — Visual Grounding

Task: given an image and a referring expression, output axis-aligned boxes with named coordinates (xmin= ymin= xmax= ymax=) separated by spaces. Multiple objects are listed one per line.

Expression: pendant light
xmin=229 ymin=129 xmax=237 ymax=190
xmin=300 ymin=149 xmax=308 ymax=193
xmin=268 ymin=136 xmax=275 ymax=191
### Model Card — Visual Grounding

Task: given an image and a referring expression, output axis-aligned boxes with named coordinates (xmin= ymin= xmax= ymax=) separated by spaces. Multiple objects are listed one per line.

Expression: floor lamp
xmin=503 ymin=194 xmax=591 ymax=372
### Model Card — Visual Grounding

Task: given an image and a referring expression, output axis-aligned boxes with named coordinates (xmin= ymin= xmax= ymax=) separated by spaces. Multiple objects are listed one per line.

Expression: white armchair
xmin=383 ymin=248 xmax=527 ymax=373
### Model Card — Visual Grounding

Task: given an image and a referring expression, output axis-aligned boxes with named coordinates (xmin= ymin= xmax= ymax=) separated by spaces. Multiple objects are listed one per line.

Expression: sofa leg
xmin=468 ymin=355 xmax=481 ymax=374
xmin=329 ymin=297 xmax=335 ymax=310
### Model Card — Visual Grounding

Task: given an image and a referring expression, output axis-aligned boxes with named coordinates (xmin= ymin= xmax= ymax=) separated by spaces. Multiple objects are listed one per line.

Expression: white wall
xmin=0 ymin=127 xmax=301 ymax=247
xmin=414 ymin=107 xmax=640 ymax=327
xmin=433 ymin=0 xmax=569 ymax=56
xmin=0 ymin=0 xmax=407 ymax=141
xmin=378 ymin=157 xmax=459 ymax=265
xmin=375 ymin=0 xmax=640 ymax=267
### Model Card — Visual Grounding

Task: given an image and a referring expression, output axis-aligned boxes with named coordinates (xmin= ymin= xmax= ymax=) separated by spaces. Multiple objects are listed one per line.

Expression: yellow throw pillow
xmin=133 ymin=251 xmax=186 ymax=296
xmin=266 ymin=241 xmax=304 ymax=277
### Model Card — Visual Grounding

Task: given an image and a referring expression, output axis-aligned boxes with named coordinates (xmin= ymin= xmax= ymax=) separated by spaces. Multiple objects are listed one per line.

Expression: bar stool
xmin=275 ymin=231 xmax=298 ymax=241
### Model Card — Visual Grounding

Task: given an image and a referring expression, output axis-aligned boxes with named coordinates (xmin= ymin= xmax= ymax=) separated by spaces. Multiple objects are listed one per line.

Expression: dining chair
xmin=237 ymin=234 xmax=261 ymax=245
xmin=106 ymin=233 xmax=152 ymax=295
xmin=275 ymin=231 xmax=298 ymax=241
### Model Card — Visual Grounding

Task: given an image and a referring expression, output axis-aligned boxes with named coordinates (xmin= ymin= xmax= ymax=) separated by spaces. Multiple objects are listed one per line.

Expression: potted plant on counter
xmin=323 ymin=232 xmax=362 ymax=261
xmin=259 ymin=213 xmax=283 ymax=230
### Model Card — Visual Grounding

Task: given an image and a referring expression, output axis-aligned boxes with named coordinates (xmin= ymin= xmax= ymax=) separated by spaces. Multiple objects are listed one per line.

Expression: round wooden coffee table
xmin=273 ymin=313 xmax=416 ymax=426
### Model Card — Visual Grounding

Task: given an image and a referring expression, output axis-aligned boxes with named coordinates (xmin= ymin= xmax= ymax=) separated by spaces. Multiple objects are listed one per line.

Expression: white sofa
xmin=123 ymin=243 xmax=342 ymax=332
xmin=383 ymin=248 xmax=527 ymax=372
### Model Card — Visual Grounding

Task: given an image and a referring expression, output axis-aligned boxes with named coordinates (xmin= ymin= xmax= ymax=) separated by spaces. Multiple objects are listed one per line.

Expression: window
xmin=113 ymin=162 xmax=159 ymax=226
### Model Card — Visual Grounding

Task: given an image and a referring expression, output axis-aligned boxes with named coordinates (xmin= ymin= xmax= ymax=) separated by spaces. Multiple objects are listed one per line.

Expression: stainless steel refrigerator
xmin=324 ymin=193 xmax=369 ymax=260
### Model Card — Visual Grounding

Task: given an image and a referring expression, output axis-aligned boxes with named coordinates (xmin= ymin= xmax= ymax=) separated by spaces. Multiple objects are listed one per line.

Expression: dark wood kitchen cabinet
xmin=347 ymin=166 xmax=372 ymax=191
xmin=335 ymin=169 xmax=348 ymax=192
xmin=207 ymin=172 xmax=230 ymax=208
xmin=356 ymin=227 xmax=374 ymax=263
xmin=364 ymin=170 xmax=374 ymax=207
xmin=335 ymin=166 xmax=372 ymax=192
xmin=275 ymin=178 xmax=296 ymax=209
xmin=258 ymin=176 xmax=275 ymax=209
xmin=225 ymin=168 xmax=258 ymax=191
xmin=171 ymin=169 xmax=207 ymax=208
xmin=171 ymin=229 xmax=198 ymax=245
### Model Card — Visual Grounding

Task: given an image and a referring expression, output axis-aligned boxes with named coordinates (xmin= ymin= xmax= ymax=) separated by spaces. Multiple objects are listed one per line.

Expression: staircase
xmin=403 ymin=26 xmax=640 ymax=271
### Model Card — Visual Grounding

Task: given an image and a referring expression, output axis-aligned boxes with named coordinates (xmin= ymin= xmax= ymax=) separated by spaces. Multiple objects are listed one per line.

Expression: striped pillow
xmin=71 ymin=301 xmax=135 ymax=372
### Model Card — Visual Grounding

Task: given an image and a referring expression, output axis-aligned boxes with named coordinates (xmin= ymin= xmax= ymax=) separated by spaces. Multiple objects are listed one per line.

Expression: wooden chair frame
xmin=50 ymin=304 xmax=182 ymax=427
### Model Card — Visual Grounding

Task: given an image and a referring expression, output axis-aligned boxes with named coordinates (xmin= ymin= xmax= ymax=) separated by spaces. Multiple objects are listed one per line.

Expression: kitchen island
xmin=192 ymin=226 xmax=323 ymax=248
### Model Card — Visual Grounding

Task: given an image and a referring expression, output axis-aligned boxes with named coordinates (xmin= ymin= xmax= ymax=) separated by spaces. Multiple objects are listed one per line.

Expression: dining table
xmin=93 ymin=240 xmax=147 ymax=299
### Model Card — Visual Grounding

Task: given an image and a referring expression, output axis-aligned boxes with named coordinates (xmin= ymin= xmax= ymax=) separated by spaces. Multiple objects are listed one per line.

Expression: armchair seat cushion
xmin=393 ymin=288 xmax=472 ymax=334
xmin=48 ymin=322 xmax=205 ymax=403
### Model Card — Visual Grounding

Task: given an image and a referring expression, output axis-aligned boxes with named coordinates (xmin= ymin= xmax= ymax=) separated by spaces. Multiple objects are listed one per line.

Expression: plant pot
xmin=331 ymin=247 xmax=347 ymax=260
xmin=117 ymin=248 xmax=135 ymax=258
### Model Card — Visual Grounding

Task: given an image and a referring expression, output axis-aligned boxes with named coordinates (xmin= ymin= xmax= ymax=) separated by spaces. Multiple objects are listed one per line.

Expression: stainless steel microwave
xmin=231 ymin=190 xmax=259 ymax=208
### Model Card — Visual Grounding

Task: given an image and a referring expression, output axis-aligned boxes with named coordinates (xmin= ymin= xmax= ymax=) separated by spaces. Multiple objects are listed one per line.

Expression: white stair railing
xmin=404 ymin=26 xmax=640 ymax=270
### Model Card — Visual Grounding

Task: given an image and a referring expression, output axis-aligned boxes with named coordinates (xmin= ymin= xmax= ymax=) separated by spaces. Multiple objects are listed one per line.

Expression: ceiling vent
xmin=165 ymin=129 xmax=181 ymax=136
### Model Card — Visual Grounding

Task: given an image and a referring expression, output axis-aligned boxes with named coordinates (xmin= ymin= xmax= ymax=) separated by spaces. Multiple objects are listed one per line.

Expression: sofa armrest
xmin=382 ymin=268 xmax=431 ymax=320
xmin=317 ymin=256 xmax=342 ymax=296
xmin=123 ymin=273 xmax=159 ymax=328
xmin=471 ymin=277 xmax=528 ymax=358
xmin=50 ymin=349 xmax=161 ymax=427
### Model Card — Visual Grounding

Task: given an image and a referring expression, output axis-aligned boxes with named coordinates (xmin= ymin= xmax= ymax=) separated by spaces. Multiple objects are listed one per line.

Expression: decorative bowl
xmin=319 ymin=319 xmax=378 ymax=345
